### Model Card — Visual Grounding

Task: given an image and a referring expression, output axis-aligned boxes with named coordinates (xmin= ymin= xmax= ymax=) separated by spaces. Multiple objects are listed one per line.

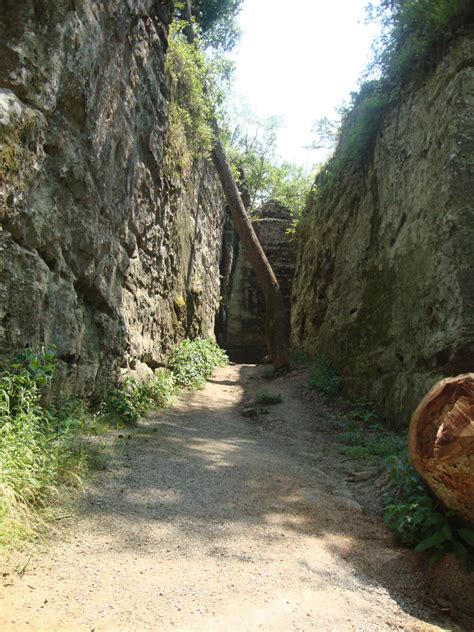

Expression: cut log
xmin=408 ymin=373 xmax=474 ymax=525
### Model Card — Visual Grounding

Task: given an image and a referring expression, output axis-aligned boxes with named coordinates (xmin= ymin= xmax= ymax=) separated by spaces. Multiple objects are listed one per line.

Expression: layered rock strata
xmin=0 ymin=0 xmax=225 ymax=395
xmin=218 ymin=201 xmax=297 ymax=362
xmin=292 ymin=33 xmax=474 ymax=425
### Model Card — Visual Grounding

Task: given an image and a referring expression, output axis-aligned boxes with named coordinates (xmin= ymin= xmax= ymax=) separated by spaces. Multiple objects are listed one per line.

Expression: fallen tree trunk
xmin=408 ymin=373 xmax=474 ymax=525
xmin=182 ymin=1 xmax=290 ymax=370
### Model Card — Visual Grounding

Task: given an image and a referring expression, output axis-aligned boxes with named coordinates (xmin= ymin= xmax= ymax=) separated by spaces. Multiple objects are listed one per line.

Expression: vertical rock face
xmin=292 ymin=33 xmax=474 ymax=425
xmin=0 ymin=1 xmax=225 ymax=394
xmin=218 ymin=201 xmax=297 ymax=362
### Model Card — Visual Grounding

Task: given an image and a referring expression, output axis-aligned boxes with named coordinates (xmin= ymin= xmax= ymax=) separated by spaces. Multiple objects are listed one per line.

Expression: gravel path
xmin=0 ymin=364 xmax=460 ymax=631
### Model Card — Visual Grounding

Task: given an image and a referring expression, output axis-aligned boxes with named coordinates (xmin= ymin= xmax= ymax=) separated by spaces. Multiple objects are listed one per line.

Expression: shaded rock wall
xmin=218 ymin=201 xmax=297 ymax=362
xmin=292 ymin=33 xmax=474 ymax=425
xmin=0 ymin=0 xmax=225 ymax=395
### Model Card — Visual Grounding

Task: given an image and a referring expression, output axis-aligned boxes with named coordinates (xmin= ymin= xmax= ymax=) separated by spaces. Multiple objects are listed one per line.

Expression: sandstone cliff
xmin=292 ymin=32 xmax=474 ymax=425
xmin=0 ymin=0 xmax=225 ymax=395
xmin=218 ymin=201 xmax=297 ymax=362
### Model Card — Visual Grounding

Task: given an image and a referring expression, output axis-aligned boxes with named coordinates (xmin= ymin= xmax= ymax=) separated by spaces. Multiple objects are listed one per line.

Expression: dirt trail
xmin=0 ymin=365 xmax=461 ymax=631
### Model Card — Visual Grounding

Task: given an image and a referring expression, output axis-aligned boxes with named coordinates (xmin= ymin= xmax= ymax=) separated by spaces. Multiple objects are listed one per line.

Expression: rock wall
xmin=0 ymin=0 xmax=225 ymax=395
xmin=218 ymin=201 xmax=297 ymax=362
xmin=292 ymin=32 xmax=474 ymax=425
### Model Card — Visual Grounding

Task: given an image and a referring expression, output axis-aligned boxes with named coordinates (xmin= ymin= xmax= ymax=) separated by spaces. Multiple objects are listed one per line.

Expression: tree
xmin=182 ymin=1 xmax=291 ymax=370
xmin=224 ymin=110 xmax=313 ymax=218
xmin=183 ymin=0 xmax=244 ymax=50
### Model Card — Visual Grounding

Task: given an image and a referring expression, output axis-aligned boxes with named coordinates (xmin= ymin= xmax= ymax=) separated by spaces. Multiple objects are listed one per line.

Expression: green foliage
xmin=0 ymin=351 xmax=87 ymax=545
xmin=195 ymin=0 xmax=243 ymax=50
xmin=262 ymin=366 xmax=289 ymax=381
xmin=101 ymin=370 xmax=177 ymax=424
xmin=306 ymin=0 xmax=472 ymax=211
xmin=366 ymin=0 xmax=472 ymax=85
xmin=11 ymin=346 xmax=57 ymax=389
xmin=308 ymin=356 xmax=342 ymax=399
xmin=0 ymin=337 xmax=226 ymax=545
xmin=384 ymin=453 xmax=474 ymax=563
xmin=181 ymin=0 xmax=243 ymax=51
xmin=332 ymin=401 xmax=474 ymax=563
xmin=311 ymin=81 xmax=389 ymax=206
xmin=169 ymin=338 xmax=228 ymax=389
xmin=224 ymin=109 xmax=314 ymax=219
xmin=293 ymin=350 xmax=311 ymax=365
xmin=255 ymin=388 xmax=282 ymax=406
xmin=165 ymin=22 xmax=214 ymax=173
xmin=340 ymin=427 xmax=405 ymax=462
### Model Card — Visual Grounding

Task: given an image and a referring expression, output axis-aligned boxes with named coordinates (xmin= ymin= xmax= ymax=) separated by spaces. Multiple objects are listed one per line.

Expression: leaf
xmin=458 ymin=528 xmax=474 ymax=547
xmin=415 ymin=534 xmax=439 ymax=552
xmin=441 ymin=522 xmax=452 ymax=541
xmin=453 ymin=540 xmax=468 ymax=562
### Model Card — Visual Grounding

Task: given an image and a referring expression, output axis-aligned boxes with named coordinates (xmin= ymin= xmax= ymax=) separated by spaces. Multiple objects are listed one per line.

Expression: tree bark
xmin=182 ymin=2 xmax=291 ymax=369
xmin=408 ymin=373 xmax=474 ymax=525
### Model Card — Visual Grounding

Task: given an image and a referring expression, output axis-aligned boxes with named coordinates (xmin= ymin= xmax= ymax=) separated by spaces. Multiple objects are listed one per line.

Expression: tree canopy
xmin=189 ymin=0 xmax=244 ymax=50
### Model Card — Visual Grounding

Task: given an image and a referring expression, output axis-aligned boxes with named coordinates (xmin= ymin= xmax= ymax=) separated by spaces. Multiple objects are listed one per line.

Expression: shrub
xmin=308 ymin=356 xmax=342 ymax=398
xmin=255 ymin=388 xmax=282 ymax=406
xmin=101 ymin=370 xmax=177 ymax=424
xmin=169 ymin=337 xmax=228 ymax=389
xmin=165 ymin=22 xmax=214 ymax=173
xmin=384 ymin=453 xmax=474 ymax=562
xmin=0 ymin=353 xmax=86 ymax=545
xmin=333 ymin=401 xmax=474 ymax=563
xmin=307 ymin=1 xmax=473 ymax=211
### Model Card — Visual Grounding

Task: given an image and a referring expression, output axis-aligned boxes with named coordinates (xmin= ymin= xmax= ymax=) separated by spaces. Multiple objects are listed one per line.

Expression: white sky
xmin=231 ymin=0 xmax=381 ymax=167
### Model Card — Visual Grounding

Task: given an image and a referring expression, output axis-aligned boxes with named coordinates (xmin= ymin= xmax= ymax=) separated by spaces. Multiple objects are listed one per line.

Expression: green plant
xmin=366 ymin=0 xmax=471 ymax=86
xmin=0 ymin=353 xmax=87 ymax=546
xmin=340 ymin=430 xmax=405 ymax=463
xmin=305 ymin=1 xmax=473 ymax=214
xmin=11 ymin=345 xmax=57 ymax=389
xmin=255 ymin=388 xmax=282 ymax=406
xmin=384 ymin=453 xmax=474 ymax=562
xmin=293 ymin=350 xmax=311 ymax=365
xmin=332 ymin=398 xmax=474 ymax=563
xmin=165 ymin=21 xmax=214 ymax=173
xmin=178 ymin=0 xmax=244 ymax=51
xmin=308 ymin=356 xmax=342 ymax=399
xmin=169 ymin=338 xmax=228 ymax=389
xmin=353 ymin=398 xmax=381 ymax=424
xmin=100 ymin=369 xmax=177 ymax=424
xmin=223 ymin=107 xmax=314 ymax=220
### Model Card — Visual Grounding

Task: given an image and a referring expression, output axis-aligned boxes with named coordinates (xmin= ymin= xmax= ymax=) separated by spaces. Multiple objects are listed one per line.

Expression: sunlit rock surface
xmin=0 ymin=1 xmax=225 ymax=395
xmin=292 ymin=33 xmax=474 ymax=425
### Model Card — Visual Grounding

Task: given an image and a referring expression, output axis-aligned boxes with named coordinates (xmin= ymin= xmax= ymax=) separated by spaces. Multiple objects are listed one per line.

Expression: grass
xmin=0 ymin=338 xmax=228 ymax=547
xmin=255 ymin=388 xmax=282 ymax=406
xmin=332 ymin=399 xmax=474 ymax=564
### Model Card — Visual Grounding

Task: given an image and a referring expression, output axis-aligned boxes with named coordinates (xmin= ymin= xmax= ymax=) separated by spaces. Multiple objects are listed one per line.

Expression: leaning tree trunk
xmin=182 ymin=2 xmax=290 ymax=370
xmin=408 ymin=373 xmax=474 ymax=525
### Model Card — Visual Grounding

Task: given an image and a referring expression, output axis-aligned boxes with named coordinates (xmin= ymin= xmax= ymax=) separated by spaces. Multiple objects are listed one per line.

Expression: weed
xmin=0 ymin=356 xmax=87 ymax=546
xmin=293 ymin=350 xmax=311 ymax=365
xmin=255 ymin=388 xmax=282 ymax=406
xmin=384 ymin=453 xmax=474 ymax=563
xmin=262 ymin=366 xmax=289 ymax=380
xmin=169 ymin=338 xmax=228 ymax=390
xmin=165 ymin=22 xmax=214 ymax=173
xmin=308 ymin=356 xmax=341 ymax=399
xmin=100 ymin=369 xmax=177 ymax=424
xmin=334 ymin=402 xmax=474 ymax=563
xmin=0 ymin=338 xmax=227 ymax=546
xmin=262 ymin=367 xmax=277 ymax=380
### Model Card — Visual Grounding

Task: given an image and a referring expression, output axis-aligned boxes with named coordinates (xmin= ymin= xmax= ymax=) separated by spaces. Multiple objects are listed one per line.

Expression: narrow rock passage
xmin=0 ymin=365 xmax=458 ymax=631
